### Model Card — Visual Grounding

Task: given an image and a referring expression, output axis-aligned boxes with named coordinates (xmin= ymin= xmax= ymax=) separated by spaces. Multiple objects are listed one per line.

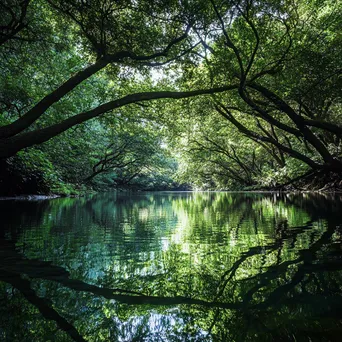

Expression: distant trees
xmin=83 ymin=128 xmax=169 ymax=188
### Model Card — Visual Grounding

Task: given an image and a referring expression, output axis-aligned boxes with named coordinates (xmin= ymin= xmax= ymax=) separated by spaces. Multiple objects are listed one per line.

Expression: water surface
xmin=1 ymin=192 xmax=342 ymax=341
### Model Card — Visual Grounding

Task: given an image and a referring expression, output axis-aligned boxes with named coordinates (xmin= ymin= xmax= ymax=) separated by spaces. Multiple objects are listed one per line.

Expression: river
xmin=1 ymin=192 xmax=342 ymax=341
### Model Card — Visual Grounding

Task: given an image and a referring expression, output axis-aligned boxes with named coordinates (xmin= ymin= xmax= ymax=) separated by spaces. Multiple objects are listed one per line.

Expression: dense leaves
xmin=0 ymin=0 xmax=341 ymax=193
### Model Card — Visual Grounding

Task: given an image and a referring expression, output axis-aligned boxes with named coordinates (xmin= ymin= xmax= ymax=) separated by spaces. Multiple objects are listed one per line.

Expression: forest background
xmin=0 ymin=0 xmax=341 ymax=195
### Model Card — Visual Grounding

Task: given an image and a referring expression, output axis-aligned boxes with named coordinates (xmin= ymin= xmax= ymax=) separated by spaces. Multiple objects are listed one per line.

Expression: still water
xmin=0 ymin=192 xmax=342 ymax=341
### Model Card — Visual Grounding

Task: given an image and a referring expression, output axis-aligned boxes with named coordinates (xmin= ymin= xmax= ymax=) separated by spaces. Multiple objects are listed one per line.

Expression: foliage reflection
xmin=1 ymin=192 xmax=342 ymax=341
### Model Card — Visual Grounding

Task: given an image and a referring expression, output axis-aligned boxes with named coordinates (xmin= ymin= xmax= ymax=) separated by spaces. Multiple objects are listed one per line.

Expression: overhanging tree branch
xmin=0 ymin=85 xmax=238 ymax=158
xmin=248 ymin=82 xmax=340 ymax=165
xmin=214 ymin=103 xmax=321 ymax=170
xmin=0 ymin=24 xmax=194 ymax=139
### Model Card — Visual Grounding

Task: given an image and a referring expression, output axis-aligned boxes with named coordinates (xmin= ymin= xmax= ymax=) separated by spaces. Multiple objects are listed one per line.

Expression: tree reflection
xmin=1 ymin=192 xmax=342 ymax=341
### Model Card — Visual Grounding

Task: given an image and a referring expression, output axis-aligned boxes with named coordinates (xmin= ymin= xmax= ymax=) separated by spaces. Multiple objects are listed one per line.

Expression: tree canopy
xmin=0 ymin=0 xmax=341 ymax=194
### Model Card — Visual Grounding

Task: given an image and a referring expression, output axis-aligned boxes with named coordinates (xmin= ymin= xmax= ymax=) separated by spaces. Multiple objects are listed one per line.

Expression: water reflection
xmin=1 ymin=192 xmax=342 ymax=341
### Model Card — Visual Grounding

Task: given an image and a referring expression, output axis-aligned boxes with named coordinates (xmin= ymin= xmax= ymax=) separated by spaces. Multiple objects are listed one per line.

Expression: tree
xmin=195 ymin=0 xmax=342 ymax=176
xmin=0 ymin=0 xmax=233 ymax=159
xmin=172 ymin=98 xmax=286 ymax=189
xmin=0 ymin=0 xmax=31 ymax=46
xmin=1 ymin=0 xmax=342 ymax=191
xmin=83 ymin=125 xmax=168 ymax=187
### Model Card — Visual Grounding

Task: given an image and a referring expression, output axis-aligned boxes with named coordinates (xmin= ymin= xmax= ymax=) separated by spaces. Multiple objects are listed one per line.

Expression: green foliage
xmin=0 ymin=0 xmax=342 ymax=193
xmin=0 ymin=149 xmax=80 ymax=196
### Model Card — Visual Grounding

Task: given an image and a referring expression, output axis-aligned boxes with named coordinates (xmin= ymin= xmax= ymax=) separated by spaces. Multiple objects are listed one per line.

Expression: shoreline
xmin=1 ymin=188 xmax=342 ymax=200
